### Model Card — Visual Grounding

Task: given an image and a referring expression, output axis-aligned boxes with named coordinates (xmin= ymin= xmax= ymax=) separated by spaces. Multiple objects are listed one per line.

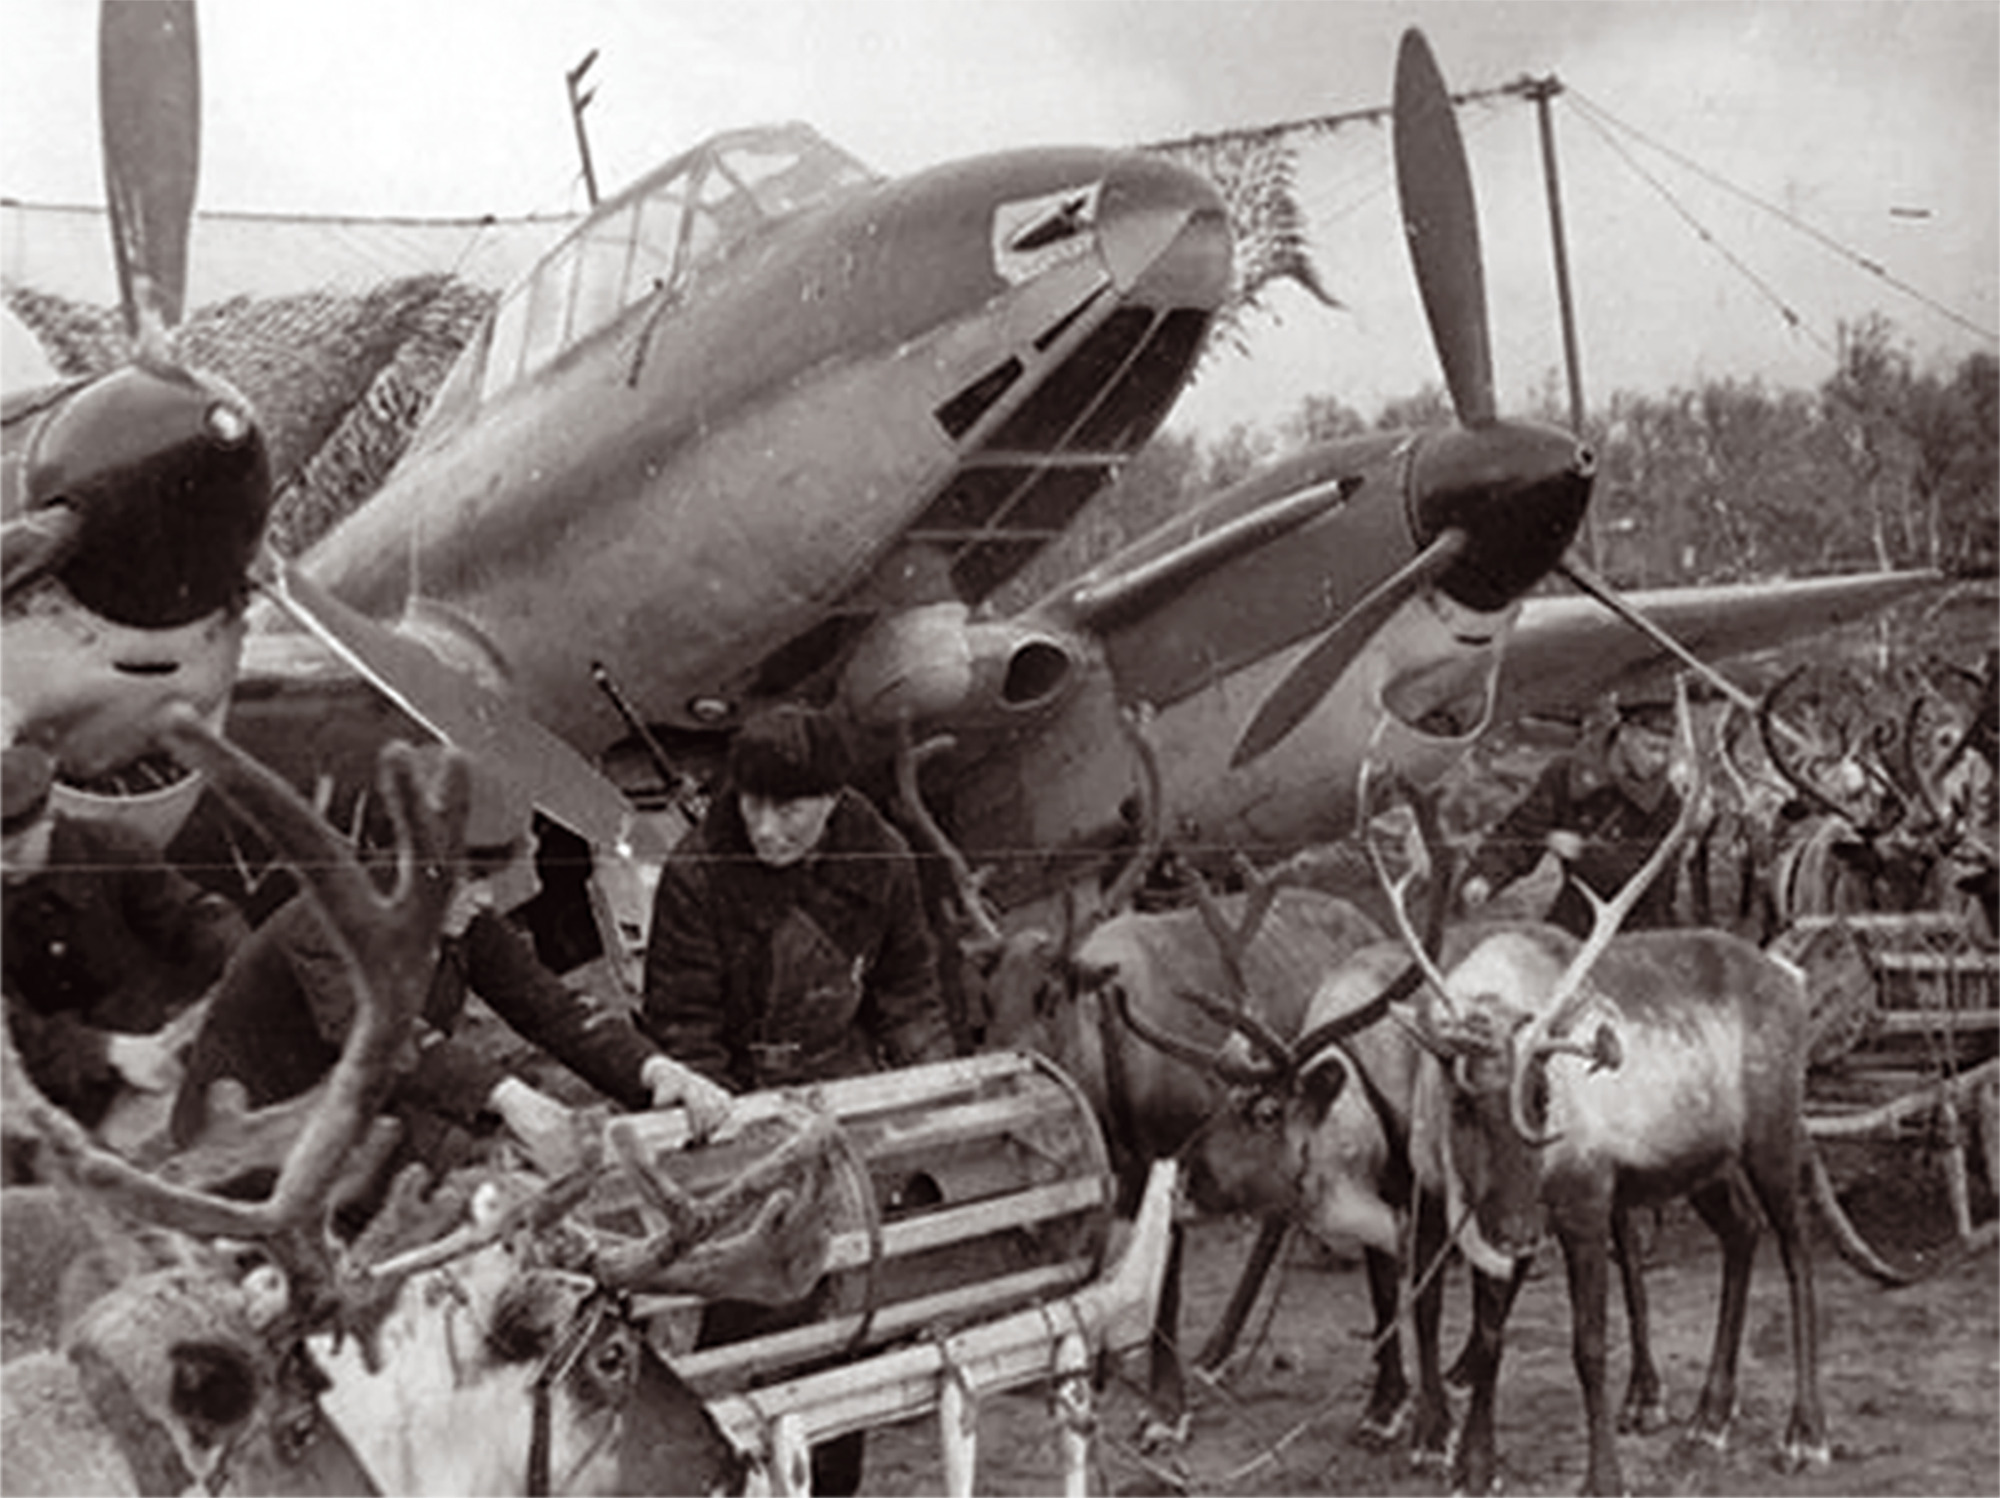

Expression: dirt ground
xmin=860 ymin=1194 xmax=1999 ymax=1497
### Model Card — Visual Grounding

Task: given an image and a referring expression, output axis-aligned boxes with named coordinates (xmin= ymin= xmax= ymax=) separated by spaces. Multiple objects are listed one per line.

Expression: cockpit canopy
xmin=469 ymin=123 xmax=879 ymax=406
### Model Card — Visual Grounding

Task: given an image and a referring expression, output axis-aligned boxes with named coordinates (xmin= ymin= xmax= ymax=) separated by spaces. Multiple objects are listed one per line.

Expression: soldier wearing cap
xmin=171 ymin=745 xmax=731 ymax=1174
xmin=1462 ymin=695 xmax=1685 ymax=938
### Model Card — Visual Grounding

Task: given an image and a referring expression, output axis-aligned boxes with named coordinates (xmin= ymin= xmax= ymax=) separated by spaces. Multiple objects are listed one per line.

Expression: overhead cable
xmin=1567 ymin=87 xmax=1997 ymax=348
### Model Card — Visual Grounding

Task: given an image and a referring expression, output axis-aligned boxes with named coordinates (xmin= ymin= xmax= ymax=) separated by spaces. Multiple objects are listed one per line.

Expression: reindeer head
xmin=304 ymin=1099 xmax=830 ymax=1495
xmin=313 ymin=1159 xmax=756 ymax=1497
xmin=1757 ymin=659 xmax=1997 ymax=919
xmin=898 ymin=705 xmax=1164 ymax=1059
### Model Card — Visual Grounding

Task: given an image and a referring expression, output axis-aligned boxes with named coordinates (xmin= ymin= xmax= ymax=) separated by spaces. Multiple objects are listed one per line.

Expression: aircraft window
xmin=716 ymin=135 xmax=874 ymax=219
xmin=630 ymin=188 xmax=683 ymax=302
xmin=482 ymin=284 xmax=531 ymax=401
xmin=679 ymin=168 xmax=740 ymax=277
xmin=571 ymin=202 xmax=640 ymax=341
xmin=1074 ymin=308 xmax=1209 ymax=452
xmin=470 ymin=124 xmax=880 ymax=402
xmin=990 ymin=308 xmax=1152 ymax=452
xmin=521 ymin=241 xmax=580 ymax=375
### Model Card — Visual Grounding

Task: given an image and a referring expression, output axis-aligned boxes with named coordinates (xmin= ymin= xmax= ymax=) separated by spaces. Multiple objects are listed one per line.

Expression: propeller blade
xmin=256 ymin=555 xmax=668 ymax=864
xmin=1394 ymin=28 xmax=1495 ymax=428
xmin=1232 ymin=527 xmax=1469 ymax=768
xmin=100 ymin=0 xmax=200 ymax=347
xmin=1555 ymin=555 xmax=1760 ymax=714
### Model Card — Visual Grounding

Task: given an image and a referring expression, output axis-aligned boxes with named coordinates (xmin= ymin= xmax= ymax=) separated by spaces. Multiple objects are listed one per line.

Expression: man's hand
xmin=640 ymin=1055 xmax=734 ymax=1143
xmin=1544 ymin=829 xmax=1585 ymax=862
xmin=106 ymin=1030 xmax=182 ymax=1093
xmin=488 ymin=1076 xmax=584 ymax=1177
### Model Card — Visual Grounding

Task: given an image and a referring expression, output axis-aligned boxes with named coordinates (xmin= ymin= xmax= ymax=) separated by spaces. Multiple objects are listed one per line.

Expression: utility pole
xmin=1519 ymin=73 xmax=1601 ymax=570
xmin=566 ymin=49 xmax=600 ymax=208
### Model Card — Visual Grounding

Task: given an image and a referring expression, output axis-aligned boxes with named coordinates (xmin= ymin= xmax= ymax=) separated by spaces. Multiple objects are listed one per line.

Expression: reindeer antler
xmin=1 ymin=708 xmax=465 ymax=1250
xmin=593 ymin=1102 xmax=838 ymax=1293
xmin=1758 ymin=663 xmax=1902 ymax=833
xmin=1357 ymin=724 xmax=1460 ymax=1050
xmin=1109 ymin=985 xmax=1282 ymax=1089
xmin=894 ymin=728 xmax=1006 ymax=955
xmin=1085 ymin=703 xmax=1167 ymax=931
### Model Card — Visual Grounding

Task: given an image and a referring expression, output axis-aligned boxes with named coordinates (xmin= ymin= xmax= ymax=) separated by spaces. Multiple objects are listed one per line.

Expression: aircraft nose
xmin=1096 ymin=154 xmax=1233 ymax=306
xmin=1408 ymin=419 xmax=1595 ymax=613
xmin=22 ymin=363 xmax=271 ymax=628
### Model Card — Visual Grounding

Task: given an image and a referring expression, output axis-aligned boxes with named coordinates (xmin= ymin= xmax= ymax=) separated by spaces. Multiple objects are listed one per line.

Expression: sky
xmin=2 ymin=0 xmax=1995 ymax=439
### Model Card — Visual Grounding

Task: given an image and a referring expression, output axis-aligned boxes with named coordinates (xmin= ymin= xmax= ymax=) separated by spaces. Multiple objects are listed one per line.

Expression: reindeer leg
xmin=1353 ymin=1246 xmax=1410 ymax=1448
xmin=1556 ymin=1211 xmax=1624 ymax=1498
xmin=1452 ymin=1260 xmax=1523 ymax=1498
xmin=1612 ymin=1203 xmax=1666 ymax=1434
xmin=1195 ymin=1214 xmax=1286 ymax=1372
xmin=1407 ymin=1194 xmax=1453 ymax=1469
xmin=1742 ymin=1138 xmax=1830 ymax=1472
xmin=1684 ymin=1174 xmax=1758 ymax=1452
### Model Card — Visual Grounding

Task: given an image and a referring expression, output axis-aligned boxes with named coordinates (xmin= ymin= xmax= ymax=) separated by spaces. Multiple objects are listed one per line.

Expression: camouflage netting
xmin=5 ymin=275 xmax=494 ymax=556
xmin=1147 ymin=132 xmax=1339 ymax=356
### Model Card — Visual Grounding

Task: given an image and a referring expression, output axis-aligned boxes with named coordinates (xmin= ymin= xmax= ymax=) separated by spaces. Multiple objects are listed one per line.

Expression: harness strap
xmin=1094 ymin=981 xmax=1141 ymax=1187
xmin=528 ymin=1289 xmax=626 ymax=1497
xmin=1351 ymin=1054 xmax=1414 ymax=1207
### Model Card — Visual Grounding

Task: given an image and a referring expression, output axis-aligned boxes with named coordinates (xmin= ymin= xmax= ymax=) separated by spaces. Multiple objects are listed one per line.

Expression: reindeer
xmin=1 ymin=711 xmax=828 ymax=1496
xmin=1757 ymin=659 xmax=1998 ymax=931
xmin=895 ymin=713 xmax=1384 ymax=1442
xmin=1265 ymin=812 xmax=1666 ymax=1482
xmin=1364 ymin=686 xmax=1831 ymax=1497
xmin=1111 ymin=786 xmax=1575 ymax=1482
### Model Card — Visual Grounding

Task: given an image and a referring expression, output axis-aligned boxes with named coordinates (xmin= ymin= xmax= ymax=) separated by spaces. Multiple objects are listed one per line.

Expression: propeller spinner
xmin=1232 ymin=28 xmax=1593 ymax=768
xmin=3 ymin=2 xmax=271 ymax=799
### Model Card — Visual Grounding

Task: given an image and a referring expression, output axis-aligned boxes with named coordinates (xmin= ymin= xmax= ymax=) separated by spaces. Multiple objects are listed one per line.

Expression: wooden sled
xmin=580 ymin=1051 xmax=1177 ymax=1494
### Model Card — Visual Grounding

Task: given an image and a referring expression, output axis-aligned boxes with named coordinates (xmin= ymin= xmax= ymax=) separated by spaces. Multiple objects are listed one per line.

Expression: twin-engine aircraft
xmin=3 ymin=3 xmax=1933 ymax=958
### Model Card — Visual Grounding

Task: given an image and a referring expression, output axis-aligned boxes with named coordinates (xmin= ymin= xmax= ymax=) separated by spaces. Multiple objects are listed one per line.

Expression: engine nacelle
xmin=839 ymin=602 xmax=1084 ymax=730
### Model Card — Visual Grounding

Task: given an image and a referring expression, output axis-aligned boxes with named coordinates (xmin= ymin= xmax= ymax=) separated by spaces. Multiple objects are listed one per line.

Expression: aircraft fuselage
xmin=301 ymin=127 xmax=1230 ymax=756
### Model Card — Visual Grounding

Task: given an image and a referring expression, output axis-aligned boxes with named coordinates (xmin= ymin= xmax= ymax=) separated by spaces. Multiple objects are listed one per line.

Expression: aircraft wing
xmin=1494 ymin=570 xmax=1945 ymax=723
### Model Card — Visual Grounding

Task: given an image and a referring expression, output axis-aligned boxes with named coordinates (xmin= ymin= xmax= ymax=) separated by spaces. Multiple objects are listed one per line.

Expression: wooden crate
xmin=579 ymin=1051 xmax=1117 ymax=1397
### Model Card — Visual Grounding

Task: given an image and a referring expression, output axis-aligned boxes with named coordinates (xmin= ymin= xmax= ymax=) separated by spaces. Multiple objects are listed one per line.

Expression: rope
xmin=1567 ymin=87 xmax=1998 ymax=348
xmin=1560 ymin=94 xmax=1829 ymax=358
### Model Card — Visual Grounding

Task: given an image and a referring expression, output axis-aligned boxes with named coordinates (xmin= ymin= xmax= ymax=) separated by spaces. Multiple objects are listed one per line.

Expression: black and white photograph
xmin=1 ymin=2 xmax=1994 ymax=1493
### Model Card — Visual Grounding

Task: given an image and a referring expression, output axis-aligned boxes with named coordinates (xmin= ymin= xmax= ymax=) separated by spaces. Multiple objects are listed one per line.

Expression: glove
xmin=107 ymin=1030 xmax=183 ymax=1093
xmin=640 ymin=1054 xmax=735 ymax=1143
xmin=488 ymin=1076 xmax=585 ymax=1177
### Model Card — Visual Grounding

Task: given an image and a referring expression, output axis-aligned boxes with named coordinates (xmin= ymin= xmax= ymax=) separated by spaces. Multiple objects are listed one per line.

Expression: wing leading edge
xmin=1496 ymin=570 xmax=1946 ymax=724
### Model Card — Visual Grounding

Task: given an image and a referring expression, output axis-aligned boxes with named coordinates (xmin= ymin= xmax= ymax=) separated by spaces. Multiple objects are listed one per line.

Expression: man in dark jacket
xmin=1462 ymin=696 xmax=1684 ymax=937
xmin=642 ymin=704 xmax=952 ymax=1497
xmin=641 ymin=704 xmax=952 ymax=1091
xmin=171 ymin=750 xmax=730 ymax=1172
